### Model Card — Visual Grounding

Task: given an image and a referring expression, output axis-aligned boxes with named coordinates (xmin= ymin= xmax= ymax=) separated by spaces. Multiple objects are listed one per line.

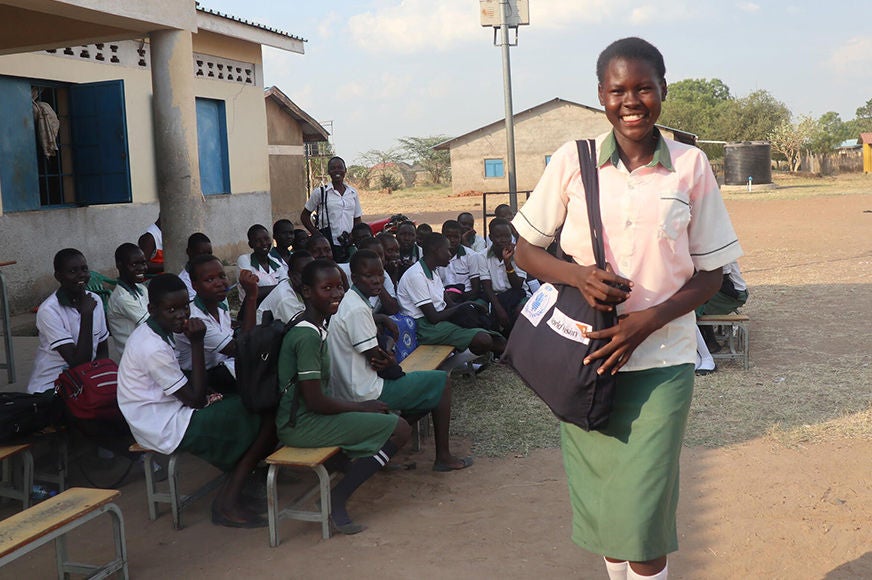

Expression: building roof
xmin=196 ymin=3 xmax=306 ymax=53
xmin=264 ymin=86 xmax=330 ymax=142
xmin=838 ymin=138 xmax=860 ymax=149
xmin=434 ymin=97 xmax=697 ymax=150
xmin=860 ymin=133 xmax=872 ymax=145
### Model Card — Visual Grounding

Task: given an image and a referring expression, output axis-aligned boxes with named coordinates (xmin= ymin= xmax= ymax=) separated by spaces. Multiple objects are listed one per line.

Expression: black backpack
xmin=235 ymin=311 xmax=305 ymax=414
xmin=0 ymin=391 xmax=65 ymax=442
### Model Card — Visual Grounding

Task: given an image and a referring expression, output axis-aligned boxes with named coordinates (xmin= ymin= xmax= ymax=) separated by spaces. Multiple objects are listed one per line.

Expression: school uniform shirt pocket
xmin=658 ymin=192 xmax=691 ymax=241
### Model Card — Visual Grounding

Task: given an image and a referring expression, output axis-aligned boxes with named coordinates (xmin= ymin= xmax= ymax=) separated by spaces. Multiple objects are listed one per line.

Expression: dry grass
xmin=448 ymin=351 xmax=872 ymax=457
xmin=686 ymin=353 xmax=872 ymax=448
xmin=766 ymin=405 xmax=872 ymax=448
xmin=722 ymin=171 xmax=872 ymax=201
xmin=450 ymin=363 xmax=560 ymax=457
xmin=360 ymin=184 xmax=472 ymax=221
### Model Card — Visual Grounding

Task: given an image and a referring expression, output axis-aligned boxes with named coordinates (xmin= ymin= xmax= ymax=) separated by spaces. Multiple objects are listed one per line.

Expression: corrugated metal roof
xmin=196 ymin=3 xmax=306 ymax=43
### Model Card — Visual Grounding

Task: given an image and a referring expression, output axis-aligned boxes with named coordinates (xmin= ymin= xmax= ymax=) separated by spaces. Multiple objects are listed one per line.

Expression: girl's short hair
xmin=53 ymin=248 xmax=84 ymax=272
xmin=596 ymin=37 xmax=665 ymax=83
xmin=301 ymin=259 xmax=340 ymax=289
xmin=147 ymin=273 xmax=187 ymax=305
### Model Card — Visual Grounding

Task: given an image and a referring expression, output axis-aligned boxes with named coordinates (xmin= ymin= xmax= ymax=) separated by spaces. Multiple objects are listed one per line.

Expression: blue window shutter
xmin=68 ymin=80 xmax=132 ymax=205
xmin=0 ymin=76 xmax=40 ymax=212
xmin=196 ymin=98 xmax=230 ymax=195
xmin=484 ymin=159 xmax=504 ymax=178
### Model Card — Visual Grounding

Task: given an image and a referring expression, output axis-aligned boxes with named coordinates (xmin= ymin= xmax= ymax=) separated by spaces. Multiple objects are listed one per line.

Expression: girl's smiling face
xmin=598 ymin=56 xmax=666 ymax=148
xmin=304 ymin=266 xmax=345 ymax=316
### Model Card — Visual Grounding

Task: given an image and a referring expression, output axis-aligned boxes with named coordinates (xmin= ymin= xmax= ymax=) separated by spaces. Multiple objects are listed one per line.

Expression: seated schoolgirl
xmin=175 ymin=255 xmax=257 ymax=392
xmin=106 ymin=243 xmax=149 ymax=359
xmin=276 ymin=259 xmax=410 ymax=534
xmin=237 ymin=224 xmax=288 ymax=304
xmin=118 ymin=274 xmax=276 ymax=528
xmin=27 ymin=248 xmax=109 ymax=393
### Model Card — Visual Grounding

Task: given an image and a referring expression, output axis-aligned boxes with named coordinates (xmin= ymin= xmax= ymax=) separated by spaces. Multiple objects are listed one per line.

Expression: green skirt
xmin=561 ymin=364 xmax=694 ymax=562
xmin=177 ymin=394 xmax=261 ymax=472
xmin=416 ymin=317 xmax=500 ymax=351
xmin=277 ymin=407 xmax=398 ymax=459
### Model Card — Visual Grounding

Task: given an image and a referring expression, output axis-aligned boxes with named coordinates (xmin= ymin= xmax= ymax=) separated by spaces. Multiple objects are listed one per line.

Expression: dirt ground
xmin=4 ymin=190 xmax=872 ymax=579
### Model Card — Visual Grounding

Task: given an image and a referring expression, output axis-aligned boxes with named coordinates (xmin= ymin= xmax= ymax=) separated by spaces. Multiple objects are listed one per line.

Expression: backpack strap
xmin=283 ymin=311 xmax=311 ymax=428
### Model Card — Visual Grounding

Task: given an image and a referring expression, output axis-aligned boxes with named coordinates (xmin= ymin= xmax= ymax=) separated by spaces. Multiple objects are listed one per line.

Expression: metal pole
xmin=499 ymin=0 xmax=518 ymax=211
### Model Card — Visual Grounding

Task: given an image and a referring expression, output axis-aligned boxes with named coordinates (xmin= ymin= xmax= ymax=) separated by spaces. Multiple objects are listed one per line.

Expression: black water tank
xmin=724 ymin=142 xmax=772 ymax=185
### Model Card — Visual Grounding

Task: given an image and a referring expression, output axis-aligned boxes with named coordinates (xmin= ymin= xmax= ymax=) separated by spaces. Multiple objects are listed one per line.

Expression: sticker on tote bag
xmin=546 ymin=307 xmax=591 ymax=345
xmin=520 ymin=283 xmax=558 ymax=327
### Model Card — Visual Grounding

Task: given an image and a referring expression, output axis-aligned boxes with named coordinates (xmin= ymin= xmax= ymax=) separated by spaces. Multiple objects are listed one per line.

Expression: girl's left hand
xmin=582 ymin=308 xmax=664 ymax=375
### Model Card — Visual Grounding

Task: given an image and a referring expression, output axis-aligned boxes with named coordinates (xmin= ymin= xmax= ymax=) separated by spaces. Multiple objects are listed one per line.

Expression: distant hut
xmin=861 ymin=133 xmax=872 ymax=174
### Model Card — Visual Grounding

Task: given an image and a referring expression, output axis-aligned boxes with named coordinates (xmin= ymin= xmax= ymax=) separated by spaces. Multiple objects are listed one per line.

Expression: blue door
xmin=0 ymin=76 xmax=40 ymax=212
xmin=69 ymin=80 xmax=132 ymax=205
xmin=196 ymin=98 xmax=230 ymax=195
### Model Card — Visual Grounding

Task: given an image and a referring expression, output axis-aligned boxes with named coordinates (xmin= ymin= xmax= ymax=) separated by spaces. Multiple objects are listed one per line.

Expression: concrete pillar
xmin=149 ymin=29 xmax=204 ymax=274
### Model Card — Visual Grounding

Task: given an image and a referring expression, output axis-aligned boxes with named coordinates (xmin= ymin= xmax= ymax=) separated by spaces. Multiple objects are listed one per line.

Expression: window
xmin=484 ymin=158 xmax=504 ymax=178
xmin=0 ymin=75 xmax=131 ymax=212
xmin=545 ymin=155 xmax=552 ymax=166
xmin=196 ymin=98 xmax=230 ymax=195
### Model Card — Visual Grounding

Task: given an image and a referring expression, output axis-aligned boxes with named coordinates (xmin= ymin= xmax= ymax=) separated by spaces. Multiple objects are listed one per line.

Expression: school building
xmin=0 ymin=1 xmax=308 ymax=314
xmin=435 ymin=97 xmax=697 ymax=197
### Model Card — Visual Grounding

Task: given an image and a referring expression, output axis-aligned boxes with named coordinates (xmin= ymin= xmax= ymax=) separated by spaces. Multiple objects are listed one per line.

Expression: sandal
xmin=432 ymin=456 xmax=474 ymax=472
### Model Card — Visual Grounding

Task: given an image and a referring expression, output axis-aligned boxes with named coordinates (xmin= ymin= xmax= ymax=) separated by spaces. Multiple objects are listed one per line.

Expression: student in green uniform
xmin=275 ymin=259 xmax=410 ymax=535
xmin=513 ymin=38 xmax=742 ymax=579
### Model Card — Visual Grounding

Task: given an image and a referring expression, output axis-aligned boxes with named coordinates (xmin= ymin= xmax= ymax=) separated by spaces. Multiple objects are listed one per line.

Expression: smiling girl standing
xmin=513 ymin=38 xmax=743 ymax=579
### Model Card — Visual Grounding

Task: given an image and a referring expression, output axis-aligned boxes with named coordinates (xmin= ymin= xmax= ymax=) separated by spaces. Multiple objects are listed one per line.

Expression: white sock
xmin=695 ymin=327 xmax=715 ymax=371
xmin=604 ymin=557 xmax=628 ymax=580
xmin=627 ymin=562 xmax=668 ymax=580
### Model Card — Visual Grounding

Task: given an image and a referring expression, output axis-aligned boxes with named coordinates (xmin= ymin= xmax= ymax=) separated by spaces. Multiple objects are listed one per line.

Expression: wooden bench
xmin=0 ymin=487 xmax=128 ymax=579
xmin=266 ymin=445 xmax=340 ymax=546
xmin=129 ymin=443 xmax=227 ymax=530
xmin=265 ymin=345 xmax=463 ymax=547
xmin=698 ymin=314 xmax=750 ymax=370
xmin=0 ymin=444 xmax=33 ymax=510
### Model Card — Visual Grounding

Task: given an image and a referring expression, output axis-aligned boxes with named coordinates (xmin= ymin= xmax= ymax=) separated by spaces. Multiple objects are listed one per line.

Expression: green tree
xmin=808 ymin=112 xmax=850 ymax=154
xmin=397 ymin=135 xmax=452 ymax=185
xmin=845 ymin=99 xmax=872 ymax=135
xmin=717 ymin=90 xmax=791 ymax=142
xmin=359 ymin=148 xmax=404 ymax=192
xmin=856 ymin=98 xmax=872 ymax=120
xmin=659 ymin=78 xmax=732 ymax=137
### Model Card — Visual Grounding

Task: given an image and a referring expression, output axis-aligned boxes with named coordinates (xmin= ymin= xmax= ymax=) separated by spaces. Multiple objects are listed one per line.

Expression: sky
xmin=200 ymin=0 xmax=872 ymax=165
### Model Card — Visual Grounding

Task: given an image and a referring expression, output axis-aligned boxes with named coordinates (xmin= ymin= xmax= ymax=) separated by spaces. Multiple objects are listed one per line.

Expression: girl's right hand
xmin=77 ymin=293 xmax=98 ymax=315
xmin=572 ymin=263 xmax=633 ymax=312
xmin=358 ymin=400 xmax=390 ymax=414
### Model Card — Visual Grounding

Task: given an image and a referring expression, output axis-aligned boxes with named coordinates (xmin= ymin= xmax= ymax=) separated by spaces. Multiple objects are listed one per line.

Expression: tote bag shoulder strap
xmin=575 ymin=139 xmax=607 ymax=270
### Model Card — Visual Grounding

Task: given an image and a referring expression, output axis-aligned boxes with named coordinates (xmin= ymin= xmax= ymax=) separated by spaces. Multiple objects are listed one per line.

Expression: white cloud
xmin=737 ymin=2 xmax=760 ymax=13
xmin=630 ymin=6 xmax=657 ymax=24
xmin=531 ymin=0 xmax=698 ymax=29
xmin=828 ymin=37 xmax=872 ymax=76
xmin=336 ymin=72 xmax=412 ymax=101
xmin=348 ymin=0 xmax=481 ymax=53
xmin=317 ymin=11 xmax=340 ymax=39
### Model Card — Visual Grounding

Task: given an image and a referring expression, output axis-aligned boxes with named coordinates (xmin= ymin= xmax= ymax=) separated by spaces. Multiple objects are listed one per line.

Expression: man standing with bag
xmin=300 ymin=156 xmax=361 ymax=263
